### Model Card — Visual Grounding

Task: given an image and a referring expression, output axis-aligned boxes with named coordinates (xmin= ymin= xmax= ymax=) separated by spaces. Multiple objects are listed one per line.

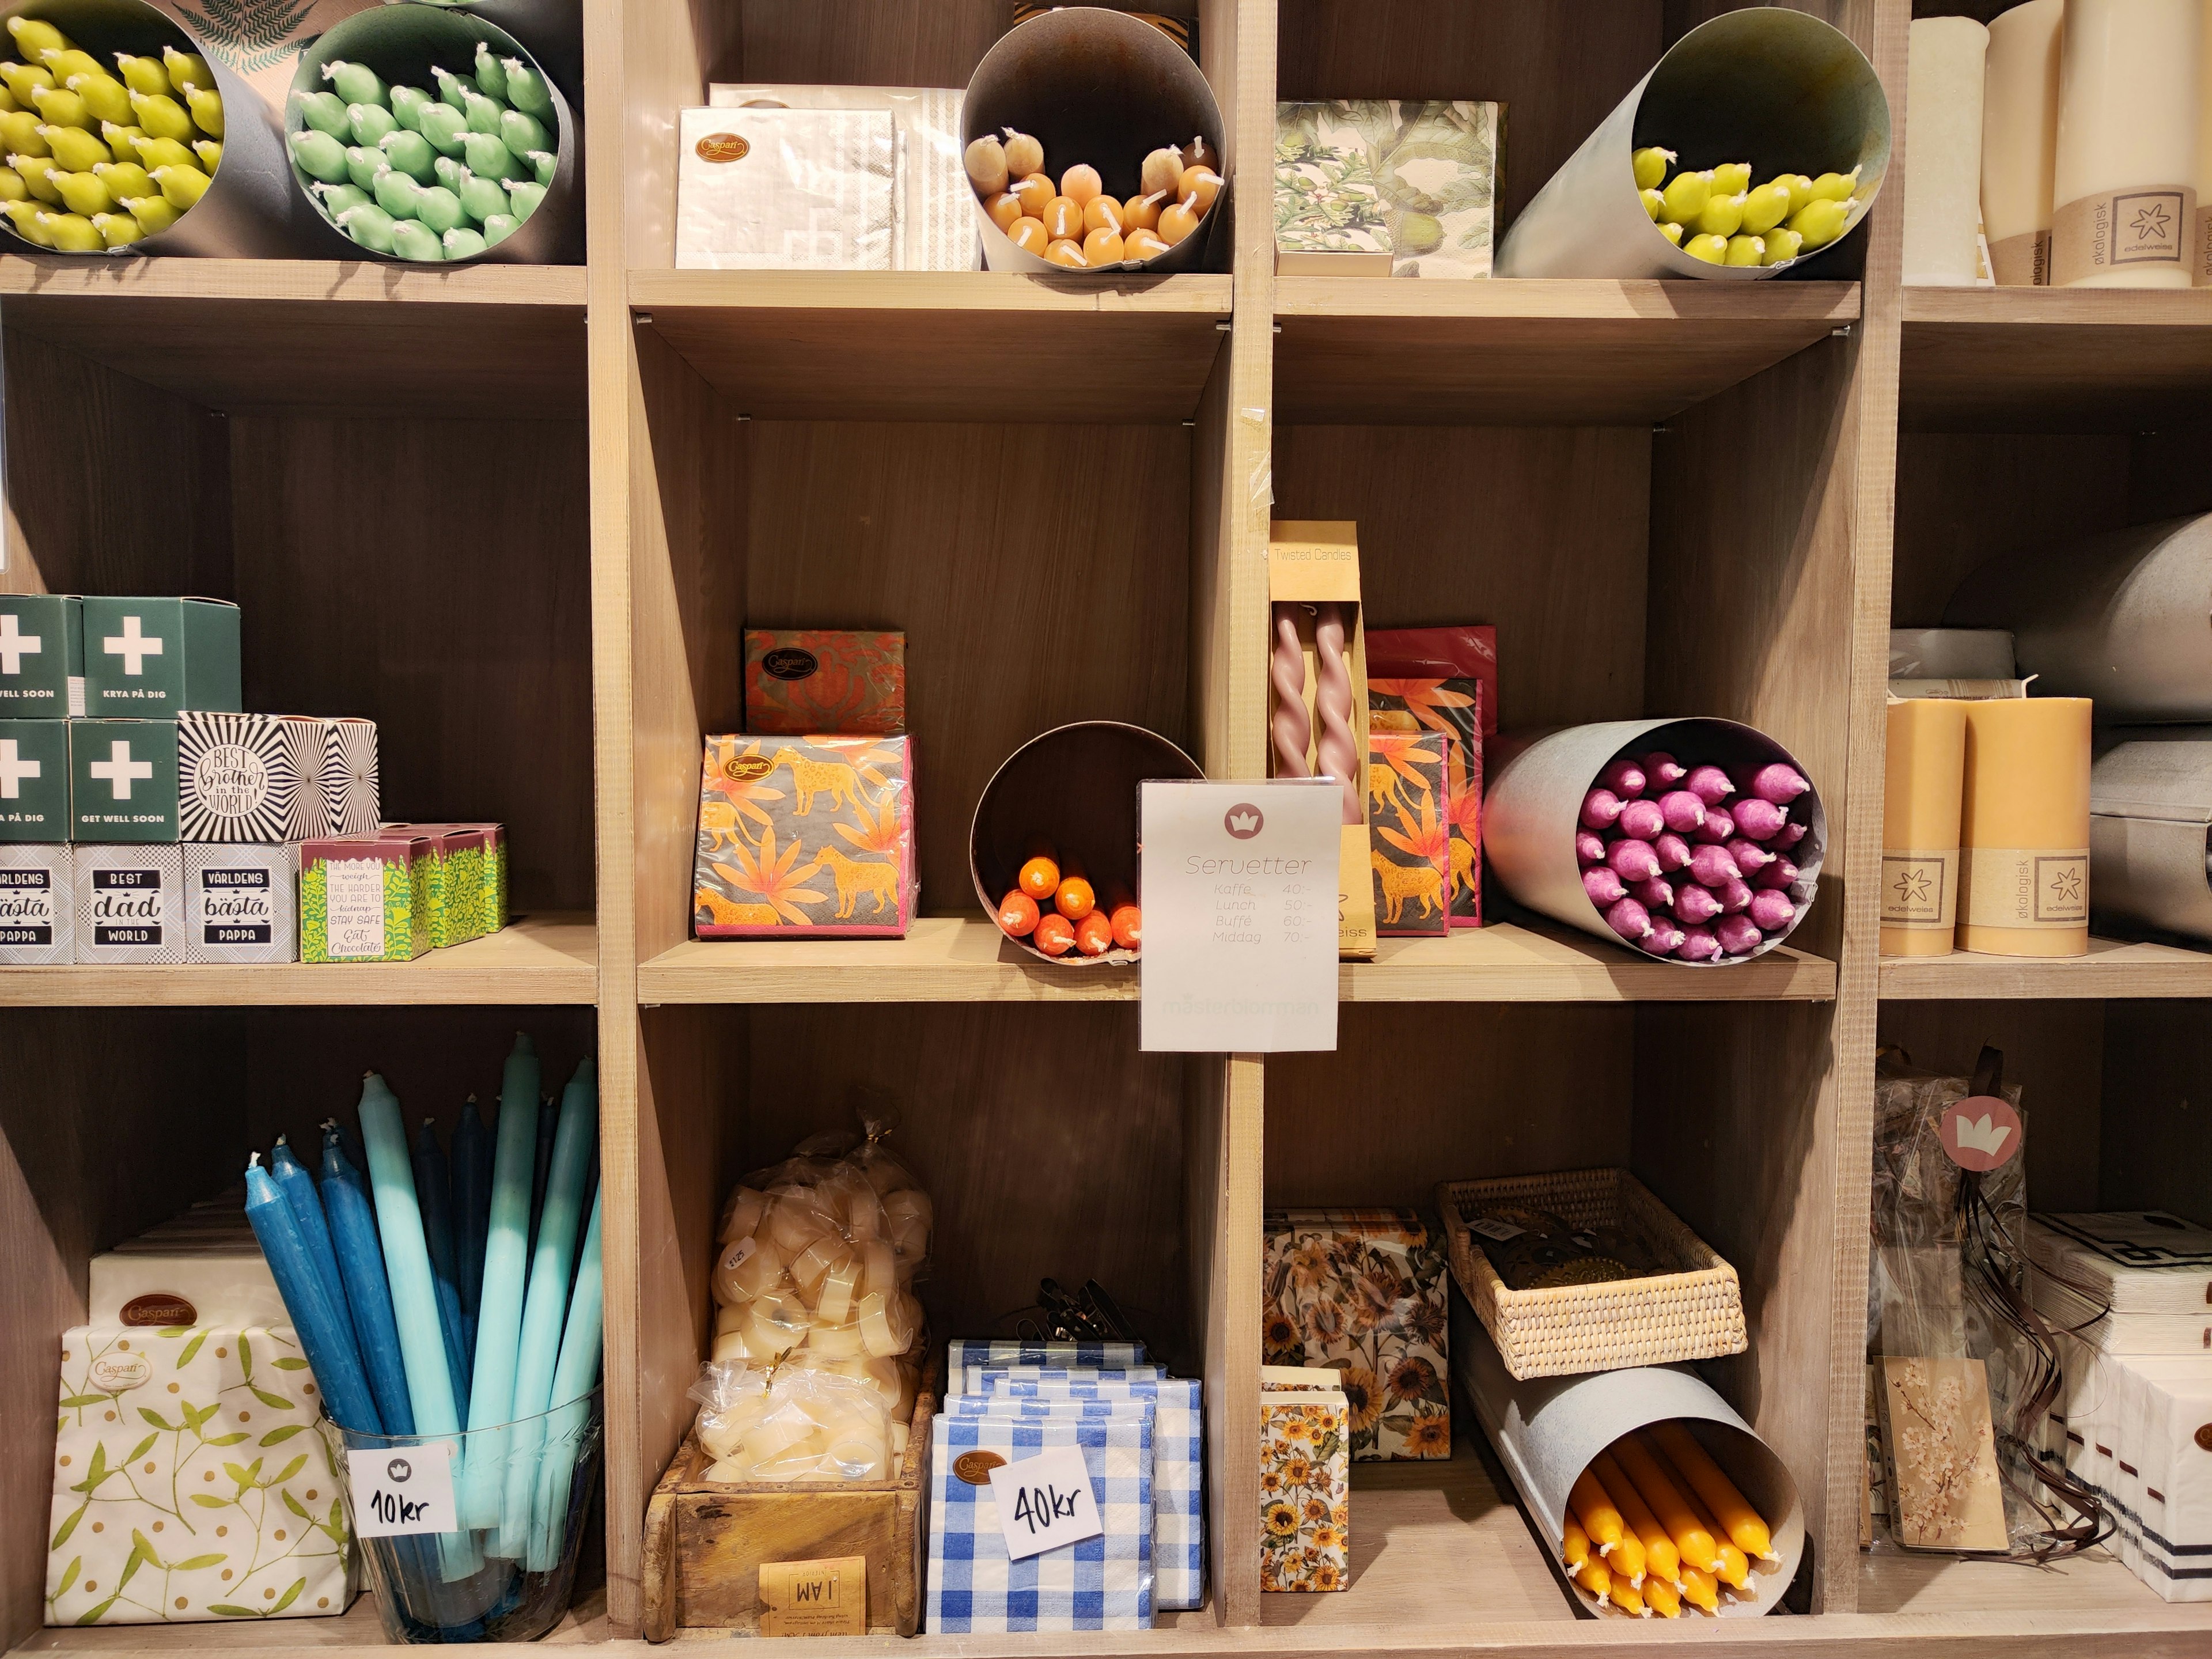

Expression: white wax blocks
xmin=47 ymin=1325 xmax=355 ymax=1625
xmin=0 ymin=843 xmax=73 ymax=963
xmin=185 ymin=845 xmax=298 ymax=964
xmin=74 ymin=844 xmax=184 ymax=964
xmin=676 ymin=107 xmax=895 ymax=269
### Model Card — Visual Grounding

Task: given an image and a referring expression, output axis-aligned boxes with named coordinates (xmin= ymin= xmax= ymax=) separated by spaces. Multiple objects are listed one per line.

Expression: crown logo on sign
xmin=1954 ymin=1113 xmax=2013 ymax=1157
xmin=1230 ymin=810 xmax=1257 ymax=832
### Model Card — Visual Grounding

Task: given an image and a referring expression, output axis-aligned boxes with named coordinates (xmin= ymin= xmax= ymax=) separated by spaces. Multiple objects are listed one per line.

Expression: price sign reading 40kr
xmin=1139 ymin=778 xmax=1340 ymax=1052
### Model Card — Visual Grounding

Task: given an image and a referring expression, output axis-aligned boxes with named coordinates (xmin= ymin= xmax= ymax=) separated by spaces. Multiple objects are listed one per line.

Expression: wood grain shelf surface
xmin=1 ymin=257 xmax=586 ymax=418
xmin=1901 ymin=285 xmax=2212 ymax=431
xmin=0 ymin=912 xmax=596 ymax=1007
xmin=627 ymin=268 xmax=1234 ymax=422
xmin=1272 ymin=277 xmax=1862 ymax=425
xmin=1878 ymin=935 xmax=2212 ymax=1000
xmin=637 ymin=916 xmax=1834 ymax=1005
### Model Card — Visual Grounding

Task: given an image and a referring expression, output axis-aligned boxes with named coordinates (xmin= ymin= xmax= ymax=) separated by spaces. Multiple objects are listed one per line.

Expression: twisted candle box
xmin=1269 ymin=605 xmax=1312 ymax=778
xmin=1312 ymin=603 xmax=1360 ymax=825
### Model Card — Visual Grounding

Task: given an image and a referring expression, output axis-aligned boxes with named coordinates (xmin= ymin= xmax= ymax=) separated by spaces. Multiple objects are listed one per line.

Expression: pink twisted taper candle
xmin=1311 ymin=603 xmax=1360 ymax=825
xmin=1270 ymin=606 xmax=1312 ymax=778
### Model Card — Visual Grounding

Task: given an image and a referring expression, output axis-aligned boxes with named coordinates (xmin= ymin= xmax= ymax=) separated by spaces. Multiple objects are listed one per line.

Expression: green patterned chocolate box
xmin=298 ymin=836 xmax=430 ymax=963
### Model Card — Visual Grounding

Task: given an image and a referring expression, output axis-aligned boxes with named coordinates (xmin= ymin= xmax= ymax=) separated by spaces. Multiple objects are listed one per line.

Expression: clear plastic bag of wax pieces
xmin=705 ymin=1099 xmax=933 ymax=1406
xmin=690 ymin=1359 xmax=897 ymax=1483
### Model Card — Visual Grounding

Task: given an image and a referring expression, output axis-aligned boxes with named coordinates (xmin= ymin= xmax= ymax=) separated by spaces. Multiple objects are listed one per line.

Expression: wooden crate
xmin=639 ymin=1390 xmax=935 ymax=1640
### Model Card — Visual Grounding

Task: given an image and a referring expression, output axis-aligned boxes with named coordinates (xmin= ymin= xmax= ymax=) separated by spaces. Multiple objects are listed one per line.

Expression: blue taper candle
xmin=321 ymin=1131 xmax=414 ymax=1435
xmin=495 ymin=1058 xmax=597 ymax=1557
xmin=268 ymin=1135 xmax=354 ymax=1342
xmin=452 ymin=1093 xmax=491 ymax=1375
xmin=529 ymin=1184 xmax=604 ymax=1571
xmin=323 ymin=1120 xmax=373 ymax=1211
xmin=459 ymin=1033 xmax=540 ymax=1529
xmin=412 ymin=1118 xmax=471 ymax=1422
xmin=243 ymin=1153 xmax=381 ymax=1434
xmin=527 ymin=1094 xmax=557 ymax=1253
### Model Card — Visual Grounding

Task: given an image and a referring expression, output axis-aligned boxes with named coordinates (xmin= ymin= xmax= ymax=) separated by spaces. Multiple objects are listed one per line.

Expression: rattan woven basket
xmin=1437 ymin=1166 xmax=1747 ymax=1380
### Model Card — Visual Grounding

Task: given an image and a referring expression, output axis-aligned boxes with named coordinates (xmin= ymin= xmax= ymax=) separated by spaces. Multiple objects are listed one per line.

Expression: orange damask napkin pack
xmin=744 ymin=631 xmax=906 ymax=735
xmin=692 ymin=734 xmax=917 ymax=937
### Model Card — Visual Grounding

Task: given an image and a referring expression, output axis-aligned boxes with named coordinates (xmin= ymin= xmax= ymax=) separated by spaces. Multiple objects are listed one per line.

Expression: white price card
xmin=1139 ymin=778 xmax=1341 ymax=1052
xmin=348 ymin=1438 xmax=458 ymax=1538
xmin=987 ymin=1444 xmax=1104 ymax=1561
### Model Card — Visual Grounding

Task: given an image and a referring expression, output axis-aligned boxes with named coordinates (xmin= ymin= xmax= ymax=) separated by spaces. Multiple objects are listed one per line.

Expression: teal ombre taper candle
xmin=321 ymin=1131 xmax=414 ymax=1436
xmin=453 ymin=1093 xmax=491 ymax=1375
xmin=412 ymin=1118 xmax=471 ymax=1421
xmin=494 ymin=1058 xmax=597 ymax=1558
xmin=527 ymin=1093 xmax=557 ymax=1252
xmin=459 ymin=1032 xmax=540 ymax=1529
xmin=529 ymin=1183 xmax=604 ymax=1571
xmin=268 ymin=1134 xmax=354 ymax=1344
xmin=244 ymin=1154 xmax=381 ymax=1434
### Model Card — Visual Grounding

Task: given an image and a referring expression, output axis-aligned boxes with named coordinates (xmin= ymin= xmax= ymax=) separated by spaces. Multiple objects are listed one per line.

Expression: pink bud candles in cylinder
xmin=2052 ymin=0 xmax=2203 ymax=287
xmin=1882 ymin=699 xmax=1968 ymax=957
xmin=1956 ymin=698 xmax=2093 ymax=956
xmin=1983 ymin=0 xmax=2064 ymax=283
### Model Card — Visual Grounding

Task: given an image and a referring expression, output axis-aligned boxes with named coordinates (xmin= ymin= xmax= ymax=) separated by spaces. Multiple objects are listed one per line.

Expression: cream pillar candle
xmin=1881 ymin=699 xmax=1969 ymax=957
xmin=1982 ymin=0 xmax=2063 ymax=283
xmin=2198 ymin=0 xmax=2212 ymax=281
xmin=1905 ymin=17 xmax=1991 ymax=285
xmin=1957 ymin=698 xmax=2093 ymax=957
xmin=2053 ymin=0 xmax=2203 ymax=287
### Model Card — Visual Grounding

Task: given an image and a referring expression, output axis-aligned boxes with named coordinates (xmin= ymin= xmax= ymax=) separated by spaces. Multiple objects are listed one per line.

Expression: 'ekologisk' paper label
xmin=1987 ymin=228 xmax=2049 ymax=286
xmin=2051 ymin=184 xmax=2197 ymax=286
xmin=1960 ymin=846 xmax=2089 ymax=929
xmin=1880 ymin=848 xmax=1959 ymax=929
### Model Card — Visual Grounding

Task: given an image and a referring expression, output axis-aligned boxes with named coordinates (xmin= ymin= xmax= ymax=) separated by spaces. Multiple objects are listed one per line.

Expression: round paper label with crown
xmin=1941 ymin=1094 xmax=2023 ymax=1172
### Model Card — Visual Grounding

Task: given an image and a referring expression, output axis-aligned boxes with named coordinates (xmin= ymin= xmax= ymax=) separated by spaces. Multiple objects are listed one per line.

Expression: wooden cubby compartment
xmin=3 ymin=0 xmax=2211 ymax=1654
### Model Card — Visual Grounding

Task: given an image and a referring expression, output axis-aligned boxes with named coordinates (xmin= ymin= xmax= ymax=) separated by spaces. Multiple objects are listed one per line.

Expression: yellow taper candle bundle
xmin=1642 ymin=1574 xmax=1683 ymax=1618
xmin=1882 ymin=699 xmax=1968 ymax=957
xmin=1679 ymin=1562 xmax=1721 ymax=1613
xmin=1569 ymin=1465 xmax=1626 ymax=1557
xmin=1573 ymin=1554 xmax=1611 ymax=1602
xmin=1613 ymin=1431 xmax=1722 ymax=1575
xmin=1956 ymin=697 xmax=2092 ymax=956
xmin=1562 ymin=1515 xmax=1590 ymax=1569
xmin=1594 ymin=1448 xmax=1681 ymax=1585
xmin=1650 ymin=1420 xmax=1777 ymax=1561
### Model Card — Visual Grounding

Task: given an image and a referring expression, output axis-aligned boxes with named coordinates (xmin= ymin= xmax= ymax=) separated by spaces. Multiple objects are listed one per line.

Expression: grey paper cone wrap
xmin=1495 ymin=9 xmax=1889 ymax=281
xmin=2091 ymin=740 xmax=2212 ymax=945
xmin=0 ymin=0 xmax=337 ymax=257
xmin=1452 ymin=1291 xmax=1806 ymax=1617
xmin=1945 ymin=514 xmax=2212 ymax=722
xmin=962 ymin=5 xmax=1226 ymax=276
xmin=1484 ymin=718 xmax=1826 ymax=964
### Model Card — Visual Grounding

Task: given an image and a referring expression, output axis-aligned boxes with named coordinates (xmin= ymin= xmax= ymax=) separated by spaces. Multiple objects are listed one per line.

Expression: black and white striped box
xmin=179 ymin=713 xmax=299 ymax=843
xmin=279 ymin=717 xmax=380 ymax=838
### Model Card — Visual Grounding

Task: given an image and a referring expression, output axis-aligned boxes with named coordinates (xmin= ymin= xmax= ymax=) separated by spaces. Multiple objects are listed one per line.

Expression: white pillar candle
xmin=2054 ymin=0 xmax=2203 ymax=286
xmin=859 ymin=1238 xmax=896 ymax=1297
xmin=1906 ymin=17 xmax=1990 ymax=285
xmin=790 ymin=1234 xmax=849 ymax=1297
xmin=816 ymin=1256 xmax=861 ymax=1327
xmin=808 ymin=1320 xmax=866 ymax=1360
xmin=1983 ymin=0 xmax=2063 ymax=282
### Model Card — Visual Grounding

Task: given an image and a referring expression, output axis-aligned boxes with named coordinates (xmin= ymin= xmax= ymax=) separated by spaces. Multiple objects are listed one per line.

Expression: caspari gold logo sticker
xmin=954 ymin=1450 xmax=1007 ymax=1486
xmin=696 ymin=132 xmax=749 ymax=163
xmin=724 ymin=755 xmax=773 ymax=782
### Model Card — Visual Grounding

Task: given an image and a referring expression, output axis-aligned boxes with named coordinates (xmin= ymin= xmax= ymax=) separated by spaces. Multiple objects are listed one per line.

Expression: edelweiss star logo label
xmin=2049 ymin=866 xmax=2082 ymax=905
xmin=2132 ymin=201 xmax=2172 ymax=241
xmin=1892 ymin=867 xmax=1930 ymax=906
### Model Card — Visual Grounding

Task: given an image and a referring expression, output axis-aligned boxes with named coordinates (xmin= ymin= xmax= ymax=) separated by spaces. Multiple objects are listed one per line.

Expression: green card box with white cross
xmin=80 ymin=598 xmax=241 ymax=717
xmin=69 ymin=719 xmax=180 ymax=843
xmin=0 ymin=719 xmax=70 ymax=843
xmin=0 ymin=595 xmax=84 ymax=719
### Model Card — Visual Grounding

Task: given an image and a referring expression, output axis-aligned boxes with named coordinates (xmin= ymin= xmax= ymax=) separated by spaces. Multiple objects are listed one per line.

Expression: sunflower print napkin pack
xmin=47 ymin=1325 xmax=354 ymax=1625
xmin=1262 ymin=1207 xmax=1450 ymax=1461
xmin=1259 ymin=1366 xmax=1349 ymax=1593
xmin=692 ymin=733 xmax=916 ymax=937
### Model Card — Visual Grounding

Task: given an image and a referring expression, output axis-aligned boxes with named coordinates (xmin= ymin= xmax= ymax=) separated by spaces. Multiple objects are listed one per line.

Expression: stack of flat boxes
xmin=0 ymin=594 xmax=381 ymax=965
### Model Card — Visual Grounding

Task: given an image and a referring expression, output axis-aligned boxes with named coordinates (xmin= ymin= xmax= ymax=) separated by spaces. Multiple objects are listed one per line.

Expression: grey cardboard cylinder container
xmin=1945 ymin=514 xmax=2212 ymax=723
xmin=288 ymin=2 xmax=581 ymax=266
xmin=1496 ymin=8 xmax=1890 ymax=281
xmin=410 ymin=0 xmax=580 ymax=106
xmin=0 ymin=0 xmax=343 ymax=257
xmin=963 ymin=4 xmax=1227 ymax=276
xmin=2090 ymin=740 xmax=2212 ymax=945
xmin=1484 ymin=718 xmax=1827 ymax=964
xmin=1452 ymin=1293 xmax=1808 ymax=1617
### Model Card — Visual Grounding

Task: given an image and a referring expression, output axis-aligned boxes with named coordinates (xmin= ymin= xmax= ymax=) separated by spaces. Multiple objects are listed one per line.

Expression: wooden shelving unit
xmin=3 ymin=0 xmax=2209 ymax=1655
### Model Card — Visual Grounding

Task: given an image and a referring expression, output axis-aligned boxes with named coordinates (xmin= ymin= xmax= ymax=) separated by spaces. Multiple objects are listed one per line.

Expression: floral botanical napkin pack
xmin=1275 ymin=100 xmax=1501 ymax=276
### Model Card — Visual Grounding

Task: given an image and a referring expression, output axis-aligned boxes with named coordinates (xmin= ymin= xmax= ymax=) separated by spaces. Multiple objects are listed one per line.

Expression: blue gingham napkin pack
xmin=962 ymin=1361 xmax=1166 ymax=1394
xmin=946 ymin=1338 xmax=1148 ymax=1372
xmin=926 ymin=1412 xmax=1154 ymax=1633
xmin=991 ymin=1373 xmax=1206 ymax=1611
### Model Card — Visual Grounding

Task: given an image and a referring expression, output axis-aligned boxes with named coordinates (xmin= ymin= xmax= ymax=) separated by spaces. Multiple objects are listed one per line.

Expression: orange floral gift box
xmin=692 ymin=734 xmax=917 ymax=938
xmin=744 ymin=630 xmax=906 ymax=736
xmin=1262 ymin=1207 xmax=1450 ymax=1461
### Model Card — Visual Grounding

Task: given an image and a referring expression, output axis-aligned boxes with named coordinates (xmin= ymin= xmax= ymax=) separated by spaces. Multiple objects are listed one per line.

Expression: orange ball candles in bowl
xmin=993 ymin=847 xmax=1141 ymax=959
xmin=964 ymin=124 xmax=1218 ymax=268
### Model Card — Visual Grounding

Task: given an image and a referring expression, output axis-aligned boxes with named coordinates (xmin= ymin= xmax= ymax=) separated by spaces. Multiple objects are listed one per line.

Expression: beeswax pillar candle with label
xmin=1982 ymin=0 xmax=2063 ymax=283
xmin=2052 ymin=0 xmax=2203 ymax=287
xmin=1957 ymin=698 xmax=2093 ymax=956
xmin=1882 ymin=699 xmax=1968 ymax=957
xmin=2199 ymin=0 xmax=2212 ymax=282
xmin=1904 ymin=18 xmax=1990 ymax=286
